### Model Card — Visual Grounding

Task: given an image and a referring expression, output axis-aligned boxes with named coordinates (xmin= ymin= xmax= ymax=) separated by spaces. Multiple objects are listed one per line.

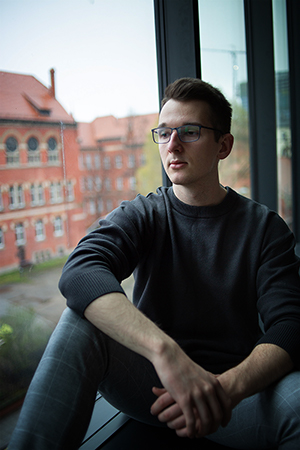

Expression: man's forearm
xmin=217 ymin=343 xmax=294 ymax=408
xmin=84 ymin=293 xmax=232 ymax=438
xmin=84 ymin=292 xmax=174 ymax=363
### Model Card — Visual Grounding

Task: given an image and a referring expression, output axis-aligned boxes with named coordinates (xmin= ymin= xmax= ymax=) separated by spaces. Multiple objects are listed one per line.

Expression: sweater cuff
xmin=60 ymin=269 xmax=126 ymax=317
xmin=257 ymin=321 xmax=300 ymax=368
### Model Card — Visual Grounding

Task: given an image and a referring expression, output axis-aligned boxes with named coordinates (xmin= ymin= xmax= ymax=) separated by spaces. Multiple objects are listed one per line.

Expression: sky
xmin=2 ymin=0 xmax=278 ymax=124
xmin=0 ymin=0 xmax=159 ymax=122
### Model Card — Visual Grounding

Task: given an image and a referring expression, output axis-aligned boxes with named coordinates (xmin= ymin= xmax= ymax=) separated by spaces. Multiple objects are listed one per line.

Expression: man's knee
xmin=268 ymin=371 xmax=300 ymax=444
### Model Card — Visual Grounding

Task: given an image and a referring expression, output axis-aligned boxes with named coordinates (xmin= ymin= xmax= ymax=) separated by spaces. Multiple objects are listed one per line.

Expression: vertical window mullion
xmin=153 ymin=0 xmax=201 ymax=187
xmin=244 ymin=0 xmax=278 ymax=211
xmin=287 ymin=0 xmax=300 ymax=252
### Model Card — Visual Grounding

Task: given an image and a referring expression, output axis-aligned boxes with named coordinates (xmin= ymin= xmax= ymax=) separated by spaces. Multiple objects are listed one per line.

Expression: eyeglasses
xmin=151 ymin=124 xmax=223 ymax=144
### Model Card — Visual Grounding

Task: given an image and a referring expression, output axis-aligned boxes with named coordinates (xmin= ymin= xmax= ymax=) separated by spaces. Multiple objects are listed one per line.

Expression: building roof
xmin=0 ymin=70 xmax=75 ymax=124
xmin=78 ymin=113 xmax=158 ymax=148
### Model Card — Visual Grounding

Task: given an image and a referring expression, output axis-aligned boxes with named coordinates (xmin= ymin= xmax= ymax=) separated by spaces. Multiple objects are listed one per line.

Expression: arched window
xmin=48 ymin=137 xmax=59 ymax=163
xmin=5 ymin=136 xmax=19 ymax=165
xmin=27 ymin=137 xmax=40 ymax=164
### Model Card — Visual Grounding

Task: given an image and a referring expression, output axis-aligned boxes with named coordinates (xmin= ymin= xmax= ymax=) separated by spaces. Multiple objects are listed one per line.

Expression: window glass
xmin=272 ymin=0 xmax=292 ymax=229
xmin=0 ymin=227 xmax=4 ymax=248
xmin=35 ymin=219 xmax=45 ymax=241
xmin=198 ymin=0 xmax=250 ymax=197
xmin=48 ymin=137 xmax=59 ymax=163
xmin=15 ymin=223 xmax=26 ymax=245
xmin=5 ymin=136 xmax=19 ymax=164
xmin=27 ymin=137 xmax=40 ymax=164
xmin=0 ymin=1 xmax=158 ymax=443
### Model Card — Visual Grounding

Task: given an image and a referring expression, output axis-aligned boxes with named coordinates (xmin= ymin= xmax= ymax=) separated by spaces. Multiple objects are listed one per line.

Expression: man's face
xmin=158 ymin=99 xmax=224 ymax=192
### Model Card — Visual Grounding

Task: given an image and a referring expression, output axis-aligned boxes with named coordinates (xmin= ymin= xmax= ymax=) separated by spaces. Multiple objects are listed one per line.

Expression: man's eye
xmin=159 ymin=129 xmax=171 ymax=138
xmin=182 ymin=127 xmax=198 ymax=136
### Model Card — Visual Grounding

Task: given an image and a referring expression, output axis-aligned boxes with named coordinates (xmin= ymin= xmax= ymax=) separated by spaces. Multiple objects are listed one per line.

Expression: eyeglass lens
xmin=154 ymin=125 xmax=200 ymax=143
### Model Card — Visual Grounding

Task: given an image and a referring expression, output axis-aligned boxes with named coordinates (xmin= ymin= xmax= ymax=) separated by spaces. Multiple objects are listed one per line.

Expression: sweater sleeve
xmin=59 ymin=198 xmax=151 ymax=316
xmin=255 ymin=212 xmax=300 ymax=368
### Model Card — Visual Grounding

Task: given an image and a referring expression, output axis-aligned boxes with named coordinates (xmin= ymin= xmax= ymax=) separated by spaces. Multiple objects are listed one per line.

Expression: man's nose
xmin=167 ymin=129 xmax=183 ymax=152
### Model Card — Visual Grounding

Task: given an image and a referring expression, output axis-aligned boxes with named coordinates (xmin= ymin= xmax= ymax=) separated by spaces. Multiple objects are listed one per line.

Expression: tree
xmin=136 ymin=131 xmax=163 ymax=196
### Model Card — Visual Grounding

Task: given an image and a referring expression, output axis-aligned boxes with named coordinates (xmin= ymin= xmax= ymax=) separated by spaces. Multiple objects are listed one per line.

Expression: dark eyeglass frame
xmin=151 ymin=124 xmax=224 ymax=144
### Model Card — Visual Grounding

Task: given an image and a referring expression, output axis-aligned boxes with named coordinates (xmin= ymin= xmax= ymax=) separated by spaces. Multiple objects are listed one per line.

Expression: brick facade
xmin=0 ymin=70 xmax=158 ymax=272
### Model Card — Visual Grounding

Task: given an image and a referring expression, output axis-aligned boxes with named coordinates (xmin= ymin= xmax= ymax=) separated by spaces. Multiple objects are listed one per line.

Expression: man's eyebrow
xmin=156 ymin=122 xmax=202 ymax=128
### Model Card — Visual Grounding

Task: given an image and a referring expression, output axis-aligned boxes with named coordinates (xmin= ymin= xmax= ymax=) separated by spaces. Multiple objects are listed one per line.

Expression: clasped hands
xmin=150 ymin=346 xmax=232 ymax=439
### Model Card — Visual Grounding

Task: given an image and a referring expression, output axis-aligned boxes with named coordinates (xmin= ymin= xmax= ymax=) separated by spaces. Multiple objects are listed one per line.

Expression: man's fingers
xmin=151 ymin=388 xmax=174 ymax=416
xmin=180 ymin=400 xmax=197 ymax=438
xmin=151 ymin=387 xmax=197 ymax=437
xmin=157 ymin=402 xmax=183 ymax=423
xmin=152 ymin=386 xmax=166 ymax=397
xmin=166 ymin=414 xmax=186 ymax=431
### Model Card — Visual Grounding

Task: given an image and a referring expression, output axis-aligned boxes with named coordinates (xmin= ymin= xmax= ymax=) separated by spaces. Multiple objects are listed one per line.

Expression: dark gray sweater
xmin=59 ymin=187 xmax=300 ymax=373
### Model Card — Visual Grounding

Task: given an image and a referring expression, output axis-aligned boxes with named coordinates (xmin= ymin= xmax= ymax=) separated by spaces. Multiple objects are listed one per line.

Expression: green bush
xmin=0 ymin=306 xmax=52 ymax=411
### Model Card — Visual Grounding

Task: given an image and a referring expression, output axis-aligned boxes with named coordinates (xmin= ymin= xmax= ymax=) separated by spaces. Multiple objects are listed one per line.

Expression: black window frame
xmin=153 ymin=0 xmax=300 ymax=254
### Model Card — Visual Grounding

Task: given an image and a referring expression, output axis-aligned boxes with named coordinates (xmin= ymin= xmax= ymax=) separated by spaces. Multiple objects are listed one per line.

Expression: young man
xmin=9 ymin=78 xmax=300 ymax=449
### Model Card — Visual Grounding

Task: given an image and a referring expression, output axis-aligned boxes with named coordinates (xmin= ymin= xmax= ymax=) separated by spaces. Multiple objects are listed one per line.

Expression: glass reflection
xmin=198 ymin=0 xmax=250 ymax=198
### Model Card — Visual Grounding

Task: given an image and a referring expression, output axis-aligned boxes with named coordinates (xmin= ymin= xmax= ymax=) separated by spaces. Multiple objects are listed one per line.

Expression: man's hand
xmin=150 ymin=344 xmax=232 ymax=438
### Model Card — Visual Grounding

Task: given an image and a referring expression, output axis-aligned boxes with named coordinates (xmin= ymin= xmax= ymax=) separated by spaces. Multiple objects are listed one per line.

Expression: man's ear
xmin=218 ymin=133 xmax=234 ymax=161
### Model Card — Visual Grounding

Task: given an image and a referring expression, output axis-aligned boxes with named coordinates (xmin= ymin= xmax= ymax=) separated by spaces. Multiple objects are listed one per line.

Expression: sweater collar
xmin=166 ymin=186 xmax=238 ymax=218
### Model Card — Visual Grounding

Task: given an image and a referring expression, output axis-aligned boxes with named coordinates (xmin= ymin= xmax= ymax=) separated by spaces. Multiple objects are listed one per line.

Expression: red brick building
xmin=77 ymin=113 xmax=158 ymax=229
xmin=0 ymin=70 xmax=85 ymax=272
xmin=0 ymin=70 xmax=158 ymax=272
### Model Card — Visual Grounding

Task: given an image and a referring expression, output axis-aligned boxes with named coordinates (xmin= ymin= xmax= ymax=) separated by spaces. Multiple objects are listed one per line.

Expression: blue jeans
xmin=8 ymin=308 xmax=300 ymax=449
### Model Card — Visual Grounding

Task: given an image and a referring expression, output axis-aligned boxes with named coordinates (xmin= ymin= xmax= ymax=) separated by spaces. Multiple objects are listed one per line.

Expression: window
xmin=15 ymin=222 xmax=26 ymax=245
xmin=129 ymin=177 xmax=136 ymax=191
xmin=273 ymin=0 xmax=292 ymax=229
xmin=116 ymin=177 xmax=123 ymax=191
xmin=97 ymin=198 xmax=104 ymax=214
xmin=115 ymin=155 xmax=123 ymax=169
xmin=5 ymin=136 xmax=19 ymax=165
xmin=128 ymin=154 xmax=135 ymax=168
xmin=37 ymin=184 xmax=44 ymax=205
xmin=89 ymin=199 xmax=96 ymax=215
xmin=30 ymin=184 xmax=36 ymax=205
xmin=53 ymin=216 xmax=63 ymax=237
xmin=50 ymin=181 xmax=63 ymax=203
xmin=30 ymin=183 xmax=44 ymax=206
xmin=9 ymin=185 xmax=25 ymax=209
xmin=1 ymin=1 xmax=159 ymax=444
xmin=27 ymin=137 xmax=40 ymax=164
xmin=48 ymin=137 xmax=59 ymax=163
xmin=35 ymin=219 xmax=45 ymax=241
xmin=66 ymin=180 xmax=75 ymax=201
xmin=95 ymin=176 xmax=102 ymax=191
xmin=0 ymin=227 xmax=4 ymax=249
xmin=104 ymin=156 xmax=111 ymax=170
xmin=86 ymin=154 xmax=92 ymax=170
xmin=87 ymin=177 xmax=93 ymax=191
xmin=0 ymin=190 xmax=3 ymax=211
xmin=198 ymin=0 xmax=250 ymax=198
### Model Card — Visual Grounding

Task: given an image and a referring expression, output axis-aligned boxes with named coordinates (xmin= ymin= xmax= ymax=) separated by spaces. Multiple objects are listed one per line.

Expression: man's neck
xmin=172 ymin=183 xmax=227 ymax=207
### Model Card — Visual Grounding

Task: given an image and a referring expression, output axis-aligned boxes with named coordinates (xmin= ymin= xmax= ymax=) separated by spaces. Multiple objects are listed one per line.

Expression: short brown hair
xmin=162 ymin=78 xmax=232 ymax=141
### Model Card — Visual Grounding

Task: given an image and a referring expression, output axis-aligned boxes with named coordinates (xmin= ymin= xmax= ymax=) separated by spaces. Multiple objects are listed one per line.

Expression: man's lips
xmin=169 ymin=160 xmax=187 ymax=169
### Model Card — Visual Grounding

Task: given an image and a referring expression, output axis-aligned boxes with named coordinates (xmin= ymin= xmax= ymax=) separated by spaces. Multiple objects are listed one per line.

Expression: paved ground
xmin=0 ymin=265 xmax=134 ymax=449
